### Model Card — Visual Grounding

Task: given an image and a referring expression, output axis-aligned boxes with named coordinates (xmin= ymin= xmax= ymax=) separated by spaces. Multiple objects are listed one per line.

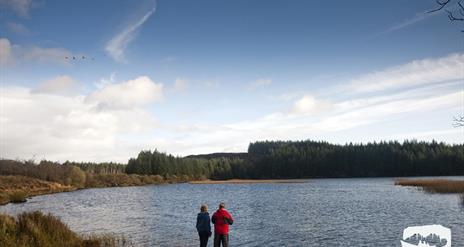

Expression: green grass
xmin=0 ymin=211 xmax=132 ymax=247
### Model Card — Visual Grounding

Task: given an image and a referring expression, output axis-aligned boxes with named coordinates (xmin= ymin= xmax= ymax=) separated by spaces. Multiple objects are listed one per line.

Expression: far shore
xmin=189 ymin=179 xmax=309 ymax=184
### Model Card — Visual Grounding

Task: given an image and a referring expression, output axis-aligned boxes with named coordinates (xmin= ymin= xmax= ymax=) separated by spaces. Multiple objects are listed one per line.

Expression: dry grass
xmin=0 ymin=176 xmax=75 ymax=205
xmin=190 ymin=179 xmax=309 ymax=184
xmin=0 ymin=211 xmax=132 ymax=247
xmin=395 ymin=179 xmax=464 ymax=194
xmin=0 ymin=174 xmax=170 ymax=205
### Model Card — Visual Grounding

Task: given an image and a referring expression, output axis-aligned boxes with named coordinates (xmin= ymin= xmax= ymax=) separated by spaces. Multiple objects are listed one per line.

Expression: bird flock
xmin=64 ymin=56 xmax=95 ymax=60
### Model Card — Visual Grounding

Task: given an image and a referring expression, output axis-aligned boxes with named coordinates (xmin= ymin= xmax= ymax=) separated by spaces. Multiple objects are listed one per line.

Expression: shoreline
xmin=189 ymin=179 xmax=309 ymax=184
xmin=0 ymin=175 xmax=174 ymax=206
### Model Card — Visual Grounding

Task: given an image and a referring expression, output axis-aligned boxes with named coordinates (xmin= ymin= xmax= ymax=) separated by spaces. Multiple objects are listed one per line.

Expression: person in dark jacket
xmin=196 ymin=204 xmax=212 ymax=247
xmin=211 ymin=202 xmax=234 ymax=247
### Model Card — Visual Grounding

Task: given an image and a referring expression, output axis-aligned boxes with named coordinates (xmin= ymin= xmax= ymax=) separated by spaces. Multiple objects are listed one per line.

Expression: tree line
xmin=125 ymin=150 xmax=248 ymax=180
xmin=125 ymin=140 xmax=464 ymax=179
xmin=2 ymin=140 xmax=463 ymax=181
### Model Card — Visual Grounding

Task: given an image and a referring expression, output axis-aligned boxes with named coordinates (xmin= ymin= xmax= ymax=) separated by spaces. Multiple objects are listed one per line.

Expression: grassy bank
xmin=0 ymin=173 xmax=179 ymax=205
xmin=395 ymin=179 xmax=464 ymax=194
xmin=190 ymin=179 xmax=308 ymax=184
xmin=0 ymin=176 xmax=75 ymax=205
xmin=0 ymin=211 xmax=132 ymax=247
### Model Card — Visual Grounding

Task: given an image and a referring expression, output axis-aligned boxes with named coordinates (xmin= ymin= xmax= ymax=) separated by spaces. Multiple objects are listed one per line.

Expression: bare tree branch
xmin=447 ymin=10 xmax=464 ymax=20
xmin=428 ymin=0 xmax=452 ymax=13
xmin=453 ymin=115 xmax=464 ymax=127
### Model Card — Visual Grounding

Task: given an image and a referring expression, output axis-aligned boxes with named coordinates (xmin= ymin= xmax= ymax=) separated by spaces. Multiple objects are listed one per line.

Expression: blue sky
xmin=1 ymin=0 xmax=463 ymax=162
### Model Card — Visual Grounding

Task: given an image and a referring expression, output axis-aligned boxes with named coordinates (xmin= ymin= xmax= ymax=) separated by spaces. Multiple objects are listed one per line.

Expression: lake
xmin=1 ymin=177 xmax=463 ymax=246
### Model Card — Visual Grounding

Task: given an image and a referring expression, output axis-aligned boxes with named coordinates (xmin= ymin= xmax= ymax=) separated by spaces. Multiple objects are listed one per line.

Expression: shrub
xmin=9 ymin=191 xmax=27 ymax=203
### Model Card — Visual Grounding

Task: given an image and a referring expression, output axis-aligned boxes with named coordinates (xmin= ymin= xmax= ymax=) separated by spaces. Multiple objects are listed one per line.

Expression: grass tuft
xmin=9 ymin=190 xmax=27 ymax=203
xmin=0 ymin=211 xmax=133 ymax=247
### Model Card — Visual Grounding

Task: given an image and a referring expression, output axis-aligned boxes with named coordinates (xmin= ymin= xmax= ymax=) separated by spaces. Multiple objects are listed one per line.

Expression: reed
xmin=395 ymin=179 xmax=464 ymax=194
xmin=0 ymin=211 xmax=132 ymax=247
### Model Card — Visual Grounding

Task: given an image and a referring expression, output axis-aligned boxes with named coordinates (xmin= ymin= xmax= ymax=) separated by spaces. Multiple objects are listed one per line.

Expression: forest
xmin=1 ymin=140 xmax=463 ymax=183
xmin=126 ymin=140 xmax=464 ymax=179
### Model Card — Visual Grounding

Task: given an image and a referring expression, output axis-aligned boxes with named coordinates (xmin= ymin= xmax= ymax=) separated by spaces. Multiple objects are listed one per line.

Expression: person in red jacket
xmin=211 ymin=202 xmax=234 ymax=247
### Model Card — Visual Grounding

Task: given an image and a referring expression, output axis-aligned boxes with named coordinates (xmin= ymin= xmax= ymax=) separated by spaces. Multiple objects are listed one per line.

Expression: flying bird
xmin=63 ymin=55 xmax=95 ymax=61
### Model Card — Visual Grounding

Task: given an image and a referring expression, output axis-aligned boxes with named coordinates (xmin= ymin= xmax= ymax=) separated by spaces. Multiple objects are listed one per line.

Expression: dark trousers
xmin=199 ymin=231 xmax=210 ymax=247
xmin=214 ymin=233 xmax=229 ymax=247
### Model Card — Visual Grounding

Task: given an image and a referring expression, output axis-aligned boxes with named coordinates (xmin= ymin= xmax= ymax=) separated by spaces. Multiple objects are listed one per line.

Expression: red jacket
xmin=211 ymin=208 xmax=234 ymax=234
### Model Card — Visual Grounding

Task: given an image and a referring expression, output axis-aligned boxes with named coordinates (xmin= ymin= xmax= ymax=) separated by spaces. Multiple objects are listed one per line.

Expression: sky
xmin=0 ymin=0 xmax=463 ymax=162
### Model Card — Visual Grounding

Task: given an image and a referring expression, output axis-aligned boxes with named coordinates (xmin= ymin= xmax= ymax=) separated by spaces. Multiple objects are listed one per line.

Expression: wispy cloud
xmin=0 ymin=0 xmax=33 ymax=18
xmin=105 ymin=1 xmax=157 ymax=62
xmin=345 ymin=53 xmax=464 ymax=94
xmin=32 ymin=75 xmax=78 ymax=96
xmin=173 ymin=78 xmax=188 ymax=92
xmin=0 ymin=38 xmax=14 ymax=65
xmin=248 ymin=78 xmax=272 ymax=90
xmin=380 ymin=10 xmax=441 ymax=34
xmin=6 ymin=21 xmax=32 ymax=35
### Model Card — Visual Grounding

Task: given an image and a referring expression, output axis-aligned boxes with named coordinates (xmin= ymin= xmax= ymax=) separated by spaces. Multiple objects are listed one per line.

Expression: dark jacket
xmin=211 ymin=208 xmax=233 ymax=235
xmin=196 ymin=212 xmax=211 ymax=233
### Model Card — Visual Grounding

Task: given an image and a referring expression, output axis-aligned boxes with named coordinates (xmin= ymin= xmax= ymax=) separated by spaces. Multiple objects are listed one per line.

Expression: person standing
xmin=196 ymin=204 xmax=212 ymax=247
xmin=211 ymin=202 xmax=234 ymax=247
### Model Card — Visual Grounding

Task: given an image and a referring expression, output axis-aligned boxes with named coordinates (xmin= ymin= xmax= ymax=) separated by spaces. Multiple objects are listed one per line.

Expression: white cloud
xmin=0 ymin=38 xmax=73 ymax=65
xmin=0 ymin=38 xmax=14 ymax=65
xmin=156 ymin=53 xmax=463 ymax=156
xmin=1 ymin=76 xmax=162 ymax=162
xmin=105 ymin=2 xmax=157 ymax=62
xmin=32 ymin=75 xmax=77 ymax=95
xmin=86 ymin=76 xmax=163 ymax=109
xmin=313 ymin=91 xmax=462 ymax=132
xmin=249 ymin=78 xmax=272 ymax=89
xmin=290 ymin=95 xmax=331 ymax=115
xmin=2 ymin=51 xmax=462 ymax=160
xmin=346 ymin=53 xmax=464 ymax=94
xmin=96 ymin=72 xmax=117 ymax=89
xmin=0 ymin=0 xmax=33 ymax=17
xmin=6 ymin=22 xmax=31 ymax=35
xmin=173 ymin=78 xmax=188 ymax=91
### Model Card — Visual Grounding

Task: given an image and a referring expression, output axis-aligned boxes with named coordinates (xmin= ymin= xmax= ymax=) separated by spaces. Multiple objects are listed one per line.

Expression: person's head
xmin=219 ymin=202 xmax=226 ymax=209
xmin=200 ymin=204 xmax=208 ymax=212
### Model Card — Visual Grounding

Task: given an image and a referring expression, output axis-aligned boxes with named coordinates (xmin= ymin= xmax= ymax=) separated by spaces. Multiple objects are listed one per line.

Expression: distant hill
xmin=185 ymin=152 xmax=248 ymax=160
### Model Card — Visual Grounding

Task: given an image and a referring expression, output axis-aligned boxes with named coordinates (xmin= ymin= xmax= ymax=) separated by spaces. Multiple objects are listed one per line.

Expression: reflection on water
xmin=460 ymin=194 xmax=464 ymax=210
xmin=0 ymin=177 xmax=463 ymax=247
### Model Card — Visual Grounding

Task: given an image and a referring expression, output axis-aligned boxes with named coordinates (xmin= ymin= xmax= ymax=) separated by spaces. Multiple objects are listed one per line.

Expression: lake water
xmin=1 ymin=177 xmax=463 ymax=246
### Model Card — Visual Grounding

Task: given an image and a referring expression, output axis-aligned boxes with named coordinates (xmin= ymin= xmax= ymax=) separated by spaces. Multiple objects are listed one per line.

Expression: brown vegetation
xmin=0 ymin=175 xmax=75 ymax=205
xmin=0 ymin=160 xmax=86 ymax=188
xmin=395 ymin=179 xmax=464 ymax=194
xmin=0 ymin=159 xmax=192 ymax=205
xmin=0 ymin=211 xmax=132 ymax=247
